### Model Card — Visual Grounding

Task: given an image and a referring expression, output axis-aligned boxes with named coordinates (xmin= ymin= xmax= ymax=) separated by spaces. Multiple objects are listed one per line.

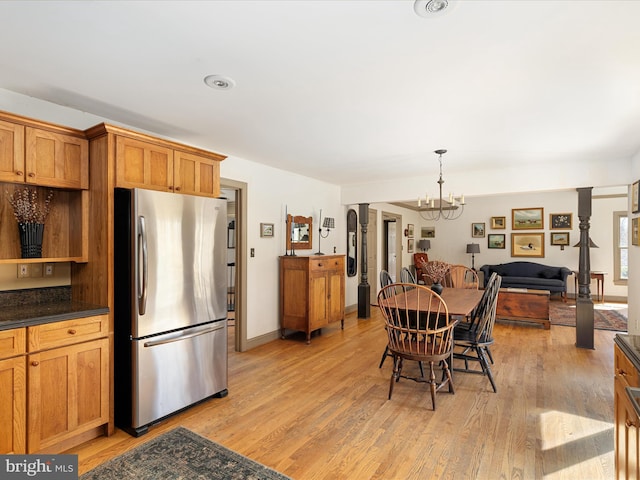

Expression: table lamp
xmin=417 ymin=239 xmax=431 ymax=252
xmin=466 ymin=243 xmax=480 ymax=270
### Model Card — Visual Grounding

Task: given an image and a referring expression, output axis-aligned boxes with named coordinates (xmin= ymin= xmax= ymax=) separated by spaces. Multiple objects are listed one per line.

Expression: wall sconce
xmin=316 ymin=209 xmax=335 ymax=255
xmin=466 ymin=243 xmax=480 ymax=270
xmin=417 ymin=239 xmax=431 ymax=252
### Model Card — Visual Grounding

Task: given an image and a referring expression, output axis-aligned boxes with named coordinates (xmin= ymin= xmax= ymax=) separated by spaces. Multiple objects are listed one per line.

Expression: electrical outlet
xmin=44 ymin=263 xmax=54 ymax=277
xmin=18 ymin=264 xmax=29 ymax=278
xmin=31 ymin=263 xmax=43 ymax=277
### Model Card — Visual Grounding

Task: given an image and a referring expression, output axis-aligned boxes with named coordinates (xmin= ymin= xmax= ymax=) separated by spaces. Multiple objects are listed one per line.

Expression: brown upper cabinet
xmin=115 ymin=135 xmax=223 ymax=197
xmin=0 ymin=118 xmax=88 ymax=189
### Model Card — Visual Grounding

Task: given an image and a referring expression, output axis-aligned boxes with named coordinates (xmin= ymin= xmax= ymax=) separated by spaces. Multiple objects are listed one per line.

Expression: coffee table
xmin=495 ymin=288 xmax=550 ymax=329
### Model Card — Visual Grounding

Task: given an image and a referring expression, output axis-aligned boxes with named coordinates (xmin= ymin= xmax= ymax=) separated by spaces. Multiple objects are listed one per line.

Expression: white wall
xmin=353 ymin=189 xmax=627 ymax=304
xmin=629 ymin=152 xmax=640 ymax=334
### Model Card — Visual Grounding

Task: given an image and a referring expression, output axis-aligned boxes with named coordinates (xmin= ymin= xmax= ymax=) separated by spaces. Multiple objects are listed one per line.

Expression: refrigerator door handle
xmin=138 ymin=215 xmax=148 ymax=315
xmin=143 ymin=323 xmax=225 ymax=348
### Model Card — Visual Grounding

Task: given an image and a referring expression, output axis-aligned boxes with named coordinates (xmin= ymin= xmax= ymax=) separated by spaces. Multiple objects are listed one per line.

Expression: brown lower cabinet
xmin=280 ymin=255 xmax=345 ymax=344
xmin=0 ymin=314 xmax=109 ymax=454
xmin=615 ymin=340 xmax=640 ymax=479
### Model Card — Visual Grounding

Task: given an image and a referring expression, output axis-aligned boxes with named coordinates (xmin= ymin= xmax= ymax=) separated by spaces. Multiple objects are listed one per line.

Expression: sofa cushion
xmin=539 ymin=269 xmax=559 ymax=280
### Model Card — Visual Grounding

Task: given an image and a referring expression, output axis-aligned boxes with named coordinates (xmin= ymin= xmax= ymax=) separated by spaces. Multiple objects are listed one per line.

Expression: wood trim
xmin=84 ymin=123 xmax=226 ymax=162
xmin=0 ymin=109 xmax=86 ymax=139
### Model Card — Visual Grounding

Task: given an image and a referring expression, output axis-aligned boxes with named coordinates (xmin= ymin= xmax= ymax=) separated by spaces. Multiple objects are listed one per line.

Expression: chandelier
xmin=417 ymin=149 xmax=465 ymax=221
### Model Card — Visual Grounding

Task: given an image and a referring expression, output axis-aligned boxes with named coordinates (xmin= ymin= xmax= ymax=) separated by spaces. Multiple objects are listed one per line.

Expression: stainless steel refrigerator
xmin=114 ymin=188 xmax=228 ymax=437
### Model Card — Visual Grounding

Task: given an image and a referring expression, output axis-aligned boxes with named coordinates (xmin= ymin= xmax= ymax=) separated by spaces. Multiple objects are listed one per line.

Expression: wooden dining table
xmin=379 ymin=287 xmax=483 ymax=319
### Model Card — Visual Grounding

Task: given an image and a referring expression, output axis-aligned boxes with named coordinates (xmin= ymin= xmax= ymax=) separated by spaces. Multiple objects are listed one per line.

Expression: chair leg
xmin=429 ymin=362 xmax=437 ymax=410
xmin=388 ymin=355 xmax=401 ymax=399
xmin=486 ymin=346 xmax=494 ymax=364
xmin=477 ymin=347 xmax=497 ymax=393
xmin=379 ymin=346 xmax=390 ymax=368
xmin=442 ymin=359 xmax=454 ymax=394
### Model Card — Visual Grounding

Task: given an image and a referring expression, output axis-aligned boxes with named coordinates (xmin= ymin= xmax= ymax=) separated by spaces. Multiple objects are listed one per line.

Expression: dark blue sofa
xmin=479 ymin=261 xmax=572 ymax=300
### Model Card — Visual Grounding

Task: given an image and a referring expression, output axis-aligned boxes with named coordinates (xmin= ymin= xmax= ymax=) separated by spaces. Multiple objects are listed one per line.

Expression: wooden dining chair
xmin=377 ymin=283 xmax=456 ymax=410
xmin=378 ymin=270 xmax=395 ymax=368
xmin=400 ymin=267 xmax=417 ymax=284
xmin=452 ymin=272 xmax=502 ymax=393
xmin=444 ymin=265 xmax=479 ymax=289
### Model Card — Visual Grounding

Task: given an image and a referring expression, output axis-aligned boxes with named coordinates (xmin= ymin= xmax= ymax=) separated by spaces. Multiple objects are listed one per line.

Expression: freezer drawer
xmin=131 ymin=321 xmax=227 ymax=430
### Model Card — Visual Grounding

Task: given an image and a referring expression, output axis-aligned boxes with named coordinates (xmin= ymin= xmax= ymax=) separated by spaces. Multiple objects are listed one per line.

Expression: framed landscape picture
xmin=550 ymin=213 xmax=572 ymax=230
xmin=512 ymin=207 xmax=544 ymax=230
xmin=260 ymin=222 xmax=274 ymax=237
xmin=407 ymin=238 xmax=414 ymax=253
xmin=421 ymin=226 xmax=435 ymax=238
xmin=633 ymin=217 xmax=639 ymax=246
xmin=491 ymin=216 xmax=506 ymax=229
xmin=488 ymin=234 xmax=506 ymax=249
xmin=550 ymin=232 xmax=570 ymax=246
xmin=407 ymin=224 xmax=414 ymax=238
xmin=472 ymin=222 xmax=486 ymax=238
xmin=511 ymin=232 xmax=545 ymax=258
xmin=633 ymin=181 xmax=640 ymax=213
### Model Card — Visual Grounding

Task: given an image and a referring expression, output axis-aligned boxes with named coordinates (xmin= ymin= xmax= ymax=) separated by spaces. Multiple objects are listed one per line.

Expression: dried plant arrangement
xmin=6 ymin=187 xmax=54 ymax=224
xmin=421 ymin=260 xmax=450 ymax=284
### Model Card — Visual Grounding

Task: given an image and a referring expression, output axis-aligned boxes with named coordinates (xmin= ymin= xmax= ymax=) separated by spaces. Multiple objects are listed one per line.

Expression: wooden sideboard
xmin=280 ymin=255 xmax=345 ymax=344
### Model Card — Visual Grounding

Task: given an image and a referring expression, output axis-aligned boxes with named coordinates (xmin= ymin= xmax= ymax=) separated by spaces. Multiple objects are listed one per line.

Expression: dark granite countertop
xmin=0 ymin=301 xmax=109 ymax=331
xmin=615 ymin=334 xmax=640 ymax=372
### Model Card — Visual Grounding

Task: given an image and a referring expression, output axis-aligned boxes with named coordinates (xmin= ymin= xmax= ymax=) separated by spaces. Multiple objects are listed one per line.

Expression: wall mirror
xmin=286 ymin=214 xmax=313 ymax=251
xmin=346 ymin=209 xmax=357 ymax=277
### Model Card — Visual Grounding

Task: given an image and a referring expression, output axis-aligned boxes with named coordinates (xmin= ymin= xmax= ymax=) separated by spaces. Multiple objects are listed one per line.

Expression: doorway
xmin=382 ymin=211 xmax=402 ymax=282
xmin=221 ymin=178 xmax=248 ymax=352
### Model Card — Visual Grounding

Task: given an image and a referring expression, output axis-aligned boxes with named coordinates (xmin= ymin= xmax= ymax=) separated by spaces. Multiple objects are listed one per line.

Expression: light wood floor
xmin=73 ymin=308 xmax=617 ymax=479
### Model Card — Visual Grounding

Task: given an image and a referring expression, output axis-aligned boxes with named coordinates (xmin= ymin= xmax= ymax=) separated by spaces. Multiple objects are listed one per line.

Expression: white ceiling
xmin=1 ymin=1 xmax=640 ymax=190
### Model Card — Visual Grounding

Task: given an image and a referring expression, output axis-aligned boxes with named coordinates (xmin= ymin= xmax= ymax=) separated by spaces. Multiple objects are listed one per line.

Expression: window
xmin=614 ymin=211 xmax=628 ymax=284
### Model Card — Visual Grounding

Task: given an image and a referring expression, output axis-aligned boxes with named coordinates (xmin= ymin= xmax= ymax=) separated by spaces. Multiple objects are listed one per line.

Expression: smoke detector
xmin=414 ymin=0 xmax=457 ymax=18
xmin=204 ymin=74 xmax=236 ymax=90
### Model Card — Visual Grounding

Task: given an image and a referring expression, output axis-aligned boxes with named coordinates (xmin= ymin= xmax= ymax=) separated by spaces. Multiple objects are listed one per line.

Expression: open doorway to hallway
xmin=221 ymin=178 xmax=248 ymax=352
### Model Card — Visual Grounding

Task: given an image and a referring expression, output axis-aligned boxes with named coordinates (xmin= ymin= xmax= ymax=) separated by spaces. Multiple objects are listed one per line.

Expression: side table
xmin=573 ymin=270 xmax=607 ymax=303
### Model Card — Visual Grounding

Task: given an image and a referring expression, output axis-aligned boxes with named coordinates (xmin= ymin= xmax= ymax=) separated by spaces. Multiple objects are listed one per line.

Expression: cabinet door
xmin=174 ymin=151 xmax=221 ymax=197
xmin=327 ymin=269 xmax=345 ymax=323
xmin=310 ymin=271 xmax=332 ymax=330
xmin=616 ymin=376 xmax=640 ymax=479
xmin=27 ymin=338 xmax=109 ymax=453
xmin=0 ymin=120 xmax=25 ymax=184
xmin=0 ymin=356 xmax=26 ymax=454
xmin=25 ymin=127 xmax=88 ymax=189
xmin=116 ymin=136 xmax=174 ymax=191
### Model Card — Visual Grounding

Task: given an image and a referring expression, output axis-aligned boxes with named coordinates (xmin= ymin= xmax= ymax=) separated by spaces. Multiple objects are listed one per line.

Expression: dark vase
xmin=18 ymin=222 xmax=45 ymax=258
xmin=431 ymin=282 xmax=444 ymax=295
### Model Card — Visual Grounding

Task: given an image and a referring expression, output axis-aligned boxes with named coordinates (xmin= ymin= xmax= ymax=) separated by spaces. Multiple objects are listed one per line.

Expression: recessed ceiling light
xmin=204 ymin=74 xmax=236 ymax=90
xmin=414 ymin=0 xmax=457 ymax=18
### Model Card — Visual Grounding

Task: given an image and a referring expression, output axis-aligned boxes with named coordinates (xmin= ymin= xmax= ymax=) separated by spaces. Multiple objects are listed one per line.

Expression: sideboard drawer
xmin=616 ymin=344 xmax=640 ymax=388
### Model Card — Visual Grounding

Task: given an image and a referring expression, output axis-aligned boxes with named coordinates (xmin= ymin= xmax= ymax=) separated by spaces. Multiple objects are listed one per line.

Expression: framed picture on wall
xmin=407 ymin=238 xmax=414 ymax=253
xmin=550 ymin=213 xmax=572 ymax=229
xmin=491 ymin=216 xmax=506 ymax=229
xmin=633 ymin=181 xmax=640 ymax=213
xmin=407 ymin=224 xmax=414 ymax=238
xmin=421 ymin=226 xmax=435 ymax=238
xmin=550 ymin=232 xmax=570 ymax=246
xmin=633 ymin=217 xmax=639 ymax=246
xmin=472 ymin=222 xmax=486 ymax=238
xmin=488 ymin=234 xmax=506 ymax=249
xmin=260 ymin=222 xmax=274 ymax=237
xmin=511 ymin=232 xmax=545 ymax=258
xmin=512 ymin=208 xmax=544 ymax=229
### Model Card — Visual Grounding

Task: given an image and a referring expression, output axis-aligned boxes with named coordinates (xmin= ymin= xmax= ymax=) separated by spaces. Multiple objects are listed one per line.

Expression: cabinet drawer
xmin=309 ymin=258 xmax=344 ymax=272
xmin=0 ymin=328 xmax=26 ymax=359
xmin=27 ymin=315 xmax=108 ymax=352
xmin=616 ymin=345 xmax=640 ymax=388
